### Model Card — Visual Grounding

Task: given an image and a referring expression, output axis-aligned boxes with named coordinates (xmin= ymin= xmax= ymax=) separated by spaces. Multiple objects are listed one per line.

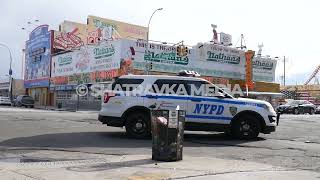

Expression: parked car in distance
xmin=0 ymin=96 xmax=11 ymax=105
xmin=277 ymin=100 xmax=316 ymax=115
xmin=12 ymin=95 xmax=35 ymax=108
xmin=316 ymin=106 xmax=320 ymax=114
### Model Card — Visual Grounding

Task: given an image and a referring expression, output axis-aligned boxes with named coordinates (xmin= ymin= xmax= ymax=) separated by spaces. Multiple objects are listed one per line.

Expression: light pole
xmin=145 ymin=8 xmax=163 ymax=75
xmin=0 ymin=43 xmax=13 ymax=100
xmin=27 ymin=20 xmax=40 ymax=27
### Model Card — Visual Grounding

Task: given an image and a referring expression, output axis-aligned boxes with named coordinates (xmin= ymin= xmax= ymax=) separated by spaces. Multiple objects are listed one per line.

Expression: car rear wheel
xmin=125 ymin=112 xmax=150 ymax=139
xmin=231 ymin=115 xmax=261 ymax=140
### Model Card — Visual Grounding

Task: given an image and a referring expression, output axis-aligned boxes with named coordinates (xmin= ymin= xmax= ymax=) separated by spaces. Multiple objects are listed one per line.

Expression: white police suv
xmin=98 ymin=75 xmax=278 ymax=139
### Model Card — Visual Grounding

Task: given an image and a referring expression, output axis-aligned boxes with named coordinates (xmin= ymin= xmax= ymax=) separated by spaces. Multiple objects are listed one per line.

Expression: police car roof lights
xmin=177 ymin=70 xmax=200 ymax=77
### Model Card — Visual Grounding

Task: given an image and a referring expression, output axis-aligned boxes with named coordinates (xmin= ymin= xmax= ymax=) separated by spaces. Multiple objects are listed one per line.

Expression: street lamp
xmin=145 ymin=8 xmax=163 ymax=75
xmin=21 ymin=27 xmax=31 ymax=33
xmin=0 ymin=43 xmax=13 ymax=100
xmin=27 ymin=19 xmax=40 ymax=27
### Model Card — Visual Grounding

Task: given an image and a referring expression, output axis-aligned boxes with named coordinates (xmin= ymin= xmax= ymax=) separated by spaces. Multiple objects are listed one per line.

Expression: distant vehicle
xmin=0 ymin=96 xmax=11 ymax=105
xmin=12 ymin=95 xmax=35 ymax=108
xmin=316 ymin=106 xmax=320 ymax=114
xmin=277 ymin=100 xmax=316 ymax=115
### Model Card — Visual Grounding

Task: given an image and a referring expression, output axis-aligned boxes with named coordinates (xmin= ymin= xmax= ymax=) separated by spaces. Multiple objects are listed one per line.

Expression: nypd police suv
xmin=98 ymin=74 xmax=278 ymax=139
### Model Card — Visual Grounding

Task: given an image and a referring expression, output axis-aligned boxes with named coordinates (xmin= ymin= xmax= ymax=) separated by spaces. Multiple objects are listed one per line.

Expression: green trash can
xmin=151 ymin=108 xmax=185 ymax=162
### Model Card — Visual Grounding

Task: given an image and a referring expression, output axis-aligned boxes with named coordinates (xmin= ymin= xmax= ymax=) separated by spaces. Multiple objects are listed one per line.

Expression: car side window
xmin=186 ymin=80 xmax=217 ymax=97
xmin=111 ymin=78 xmax=144 ymax=92
xmin=152 ymin=79 xmax=187 ymax=95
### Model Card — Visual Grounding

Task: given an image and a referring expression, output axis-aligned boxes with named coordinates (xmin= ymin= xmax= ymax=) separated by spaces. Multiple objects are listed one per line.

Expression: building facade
xmin=24 ymin=15 xmax=279 ymax=110
xmin=24 ymin=25 xmax=53 ymax=106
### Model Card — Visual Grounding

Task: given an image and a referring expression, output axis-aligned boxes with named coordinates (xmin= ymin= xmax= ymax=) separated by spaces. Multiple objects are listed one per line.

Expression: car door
xmin=186 ymin=80 xmax=234 ymax=124
xmin=144 ymin=79 xmax=188 ymax=111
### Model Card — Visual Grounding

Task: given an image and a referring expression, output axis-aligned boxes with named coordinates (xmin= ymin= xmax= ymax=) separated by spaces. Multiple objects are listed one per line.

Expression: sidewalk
xmin=1 ymin=152 xmax=319 ymax=180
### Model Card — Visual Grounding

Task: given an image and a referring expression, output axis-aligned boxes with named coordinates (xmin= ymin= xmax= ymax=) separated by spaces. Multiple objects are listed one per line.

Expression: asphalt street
xmin=0 ymin=106 xmax=319 ymax=172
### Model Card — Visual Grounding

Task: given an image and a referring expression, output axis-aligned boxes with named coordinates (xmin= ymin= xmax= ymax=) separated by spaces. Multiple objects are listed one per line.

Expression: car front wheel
xmin=309 ymin=108 xmax=315 ymax=115
xmin=231 ymin=115 xmax=261 ymax=140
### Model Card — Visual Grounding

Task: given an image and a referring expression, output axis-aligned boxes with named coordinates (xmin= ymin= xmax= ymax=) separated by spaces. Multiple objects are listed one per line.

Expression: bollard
xmin=151 ymin=107 xmax=185 ymax=162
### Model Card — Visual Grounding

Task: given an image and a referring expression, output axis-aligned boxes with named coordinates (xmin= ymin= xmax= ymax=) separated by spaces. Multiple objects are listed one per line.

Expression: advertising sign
xmin=119 ymin=39 xmax=190 ymax=74
xmin=87 ymin=15 xmax=148 ymax=41
xmin=193 ymin=43 xmax=246 ymax=79
xmin=252 ymin=56 xmax=277 ymax=82
xmin=51 ymin=41 xmax=121 ymax=78
xmin=119 ymin=40 xmax=246 ymax=79
xmin=24 ymin=25 xmax=52 ymax=88
xmin=53 ymin=21 xmax=87 ymax=51
xmin=220 ymin=32 xmax=232 ymax=46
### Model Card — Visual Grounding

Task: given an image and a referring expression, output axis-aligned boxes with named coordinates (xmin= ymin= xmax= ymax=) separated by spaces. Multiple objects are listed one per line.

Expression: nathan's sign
xmin=252 ymin=59 xmax=274 ymax=70
xmin=51 ymin=41 xmax=121 ymax=78
xmin=252 ymin=57 xmax=277 ymax=82
xmin=144 ymin=52 xmax=189 ymax=65
xmin=206 ymin=51 xmax=241 ymax=64
xmin=93 ymin=45 xmax=115 ymax=59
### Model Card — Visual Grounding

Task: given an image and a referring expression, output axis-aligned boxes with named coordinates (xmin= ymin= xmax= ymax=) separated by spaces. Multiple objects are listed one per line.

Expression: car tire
xmin=298 ymin=107 xmax=304 ymax=114
xmin=309 ymin=108 xmax=315 ymax=115
xmin=125 ymin=112 xmax=151 ymax=139
xmin=231 ymin=115 xmax=261 ymax=140
xmin=294 ymin=108 xmax=299 ymax=115
xmin=17 ymin=102 xmax=22 ymax=107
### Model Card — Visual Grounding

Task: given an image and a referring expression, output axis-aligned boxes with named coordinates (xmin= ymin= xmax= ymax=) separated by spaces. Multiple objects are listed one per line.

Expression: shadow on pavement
xmin=0 ymin=131 xmax=266 ymax=150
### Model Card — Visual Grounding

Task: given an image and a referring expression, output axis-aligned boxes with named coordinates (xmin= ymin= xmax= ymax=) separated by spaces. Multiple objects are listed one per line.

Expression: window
xmin=111 ymin=78 xmax=144 ymax=92
xmin=56 ymin=91 xmax=73 ymax=100
xmin=151 ymin=79 xmax=187 ymax=95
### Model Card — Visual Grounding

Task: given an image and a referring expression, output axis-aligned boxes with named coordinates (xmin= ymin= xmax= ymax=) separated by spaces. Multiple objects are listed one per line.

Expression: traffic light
xmin=183 ymin=46 xmax=188 ymax=56
xmin=150 ymin=62 xmax=153 ymax=70
xmin=176 ymin=45 xmax=182 ymax=56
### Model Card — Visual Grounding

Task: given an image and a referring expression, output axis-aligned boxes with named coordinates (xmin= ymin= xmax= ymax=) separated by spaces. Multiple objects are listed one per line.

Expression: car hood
xmin=237 ymin=98 xmax=270 ymax=106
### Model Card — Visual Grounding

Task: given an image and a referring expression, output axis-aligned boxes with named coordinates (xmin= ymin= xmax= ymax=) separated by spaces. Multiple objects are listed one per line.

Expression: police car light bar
xmin=177 ymin=70 xmax=200 ymax=77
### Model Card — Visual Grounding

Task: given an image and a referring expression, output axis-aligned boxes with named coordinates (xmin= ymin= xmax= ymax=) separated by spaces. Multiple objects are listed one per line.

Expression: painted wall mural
xmin=24 ymin=25 xmax=52 ymax=88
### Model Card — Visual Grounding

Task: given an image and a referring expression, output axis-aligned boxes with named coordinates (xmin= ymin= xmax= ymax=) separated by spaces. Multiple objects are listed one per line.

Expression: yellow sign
xmin=87 ymin=15 xmax=148 ymax=41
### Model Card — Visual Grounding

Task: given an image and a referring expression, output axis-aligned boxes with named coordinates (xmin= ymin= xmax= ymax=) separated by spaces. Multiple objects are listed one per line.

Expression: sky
xmin=0 ymin=0 xmax=319 ymax=85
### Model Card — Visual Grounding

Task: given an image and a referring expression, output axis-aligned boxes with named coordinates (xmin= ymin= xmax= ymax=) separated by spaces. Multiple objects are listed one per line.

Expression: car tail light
xmin=104 ymin=92 xmax=115 ymax=103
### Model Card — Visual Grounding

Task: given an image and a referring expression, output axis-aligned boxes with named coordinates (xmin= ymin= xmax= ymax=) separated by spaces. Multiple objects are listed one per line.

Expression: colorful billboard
xmin=51 ymin=41 xmax=122 ymax=78
xmin=24 ymin=25 xmax=52 ymax=88
xmin=252 ymin=56 xmax=277 ymax=82
xmin=87 ymin=15 xmax=148 ymax=41
xmin=119 ymin=40 xmax=246 ymax=79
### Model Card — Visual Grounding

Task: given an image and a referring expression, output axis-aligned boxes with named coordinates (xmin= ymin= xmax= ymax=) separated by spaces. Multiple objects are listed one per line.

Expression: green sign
xmin=93 ymin=45 xmax=115 ymax=59
xmin=207 ymin=51 xmax=240 ymax=64
xmin=253 ymin=60 xmax=274 ymax=70
xmin=144 ymin=52 xmax=188 ymax=65
xmin=58 ymin=55 xmax=72 ymax=66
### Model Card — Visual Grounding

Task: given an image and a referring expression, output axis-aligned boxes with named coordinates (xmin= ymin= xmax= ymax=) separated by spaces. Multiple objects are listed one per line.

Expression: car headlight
xmin=262 ymin=104 xmax=274 ymax=112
